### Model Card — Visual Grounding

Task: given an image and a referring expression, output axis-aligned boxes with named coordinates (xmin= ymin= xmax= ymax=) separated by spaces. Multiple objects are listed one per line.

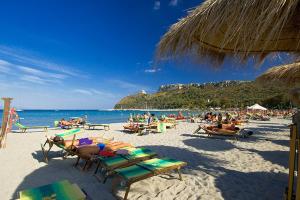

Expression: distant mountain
xmin=114 ymin=81 xmax=292 ymax=109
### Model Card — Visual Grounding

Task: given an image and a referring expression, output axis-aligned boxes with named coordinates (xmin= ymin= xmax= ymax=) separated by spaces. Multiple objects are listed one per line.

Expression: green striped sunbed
xmin=94 ymin=147 xmax=157 ymax=183
xmin=41 ymin=128 xmax=81 ymax=163
xmin=18 ymin=180 xmax=86 ymax=200
xmin=112 ymin=157 xmax=187 ymax=200
xmin=15 ymin=122 xmax=49 ymax=133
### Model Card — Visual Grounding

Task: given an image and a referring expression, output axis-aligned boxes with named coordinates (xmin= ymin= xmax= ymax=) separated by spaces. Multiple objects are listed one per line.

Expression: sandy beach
xmin=0 ymin=118 xmax=291 ymax=200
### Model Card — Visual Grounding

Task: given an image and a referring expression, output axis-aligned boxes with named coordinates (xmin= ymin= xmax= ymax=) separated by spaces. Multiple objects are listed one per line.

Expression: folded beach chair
xmin=41 ymin=128 xmax=81 ymax=163
xmin=85 ymin=123 xmax=110 ymax=131
xmin=111 ymin=157 xmax=187 ymax=200
xmin=94 ymin=147 xmax=157 ymax=183
xmin=15 ymin=122 xmax=49 ymax=133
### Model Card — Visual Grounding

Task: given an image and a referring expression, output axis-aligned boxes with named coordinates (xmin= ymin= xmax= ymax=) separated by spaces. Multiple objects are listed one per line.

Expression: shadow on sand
xmin=183 ymin=137 xmax=235 ymax=152
xmin=13 ymin=144 xmax=288 ymax=200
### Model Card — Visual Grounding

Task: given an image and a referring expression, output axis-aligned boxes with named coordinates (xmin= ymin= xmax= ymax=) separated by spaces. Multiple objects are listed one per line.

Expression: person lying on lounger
xmin=59 ymin=118 xmax=73 ymax=127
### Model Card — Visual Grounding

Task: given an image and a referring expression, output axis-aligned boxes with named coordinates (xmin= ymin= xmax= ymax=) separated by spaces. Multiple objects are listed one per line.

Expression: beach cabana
xmin=247 ymin=104 xmax=267 ymax=111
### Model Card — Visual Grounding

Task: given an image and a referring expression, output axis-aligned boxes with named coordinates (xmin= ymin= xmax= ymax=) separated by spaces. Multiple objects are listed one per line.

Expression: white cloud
xmin=0 ymin=60 xmax=12 ymax=73
xmin=18 ymin=66 xmax=67 ymax=79
xmin=20 ymin=75 xmax=47 ymax=85
xmin=72 ymin=88 xmax=116 ymax=98
xmin=0 ymin=59 xmax=66 ymax=85
xmin=169 ymin=0 xmax=178 ymax=6
xmin=72 ymin=89 xmax=93 ymax=95
xmin=145 ymin=68 xmax=161 ymax=73
xmin=0 ymin=45 xmax=86 ymax=78
xmin=153 ymin=1 xmax=160 ymax=10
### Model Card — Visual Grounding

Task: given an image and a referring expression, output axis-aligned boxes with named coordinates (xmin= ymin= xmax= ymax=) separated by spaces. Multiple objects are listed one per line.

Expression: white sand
xmin=0 ymin=118 xmax=291 ymax=200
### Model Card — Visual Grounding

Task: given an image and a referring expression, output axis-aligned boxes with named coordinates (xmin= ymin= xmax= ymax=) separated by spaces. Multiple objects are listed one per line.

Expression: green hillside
xmin=114 ymin=81 xmax=291 ymax=109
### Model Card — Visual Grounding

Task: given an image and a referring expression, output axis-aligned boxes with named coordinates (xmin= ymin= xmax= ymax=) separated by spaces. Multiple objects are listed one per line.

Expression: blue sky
xmin=0 ymin=0 xmax=290 ymax=109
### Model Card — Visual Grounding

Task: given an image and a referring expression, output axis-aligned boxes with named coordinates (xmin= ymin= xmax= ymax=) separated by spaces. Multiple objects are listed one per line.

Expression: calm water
xmin=0 ymin=110 xmax=198 ymax=128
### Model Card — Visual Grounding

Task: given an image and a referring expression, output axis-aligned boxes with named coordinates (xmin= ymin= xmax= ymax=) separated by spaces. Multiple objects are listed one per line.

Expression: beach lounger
xmin=111 ymin=157 xmax=187 ymax=200
xmin=85 ymin=123 xmax=110 ymax=131
xmin=15 ymin=122 xmax=49 ymax=133
xmin=18 ymin=179 xmax=87 ymax=200
xmin=201 ymin=126 xmax=243 ymax=140
xmin=94 ymin=147 xmax=157 ymax=183
xmin=41 ymin=128 xmax=81 ymax=163
xmin=75 ymin=141 xmax=133 ymax=171
xmin=123 ymin=124 xmax=145 ymax=134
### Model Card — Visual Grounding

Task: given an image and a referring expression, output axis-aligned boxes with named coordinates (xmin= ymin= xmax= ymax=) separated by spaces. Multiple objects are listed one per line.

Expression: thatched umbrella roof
xmin=157 ymin=0 xmax=300 ymax=64
xmin=256 ymin=62 xmax=300 ymax=87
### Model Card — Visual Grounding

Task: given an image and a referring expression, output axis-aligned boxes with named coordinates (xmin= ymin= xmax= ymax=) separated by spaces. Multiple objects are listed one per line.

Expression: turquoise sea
xmin=0 ymin=110 xmax=197 ymax=128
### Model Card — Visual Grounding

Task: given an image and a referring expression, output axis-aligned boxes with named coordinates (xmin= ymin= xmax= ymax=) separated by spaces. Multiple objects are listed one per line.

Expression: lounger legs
xmin=124 ymin=185 xmax=131 ymax=200
xmin=41 ymin=140 xmax=53 ymax=163
xmin=193 ymin=126 xmax=201 ymax=134
xmin=94 ymin=160 xmax=101 ymax=174
xmin=75 ymin=156 xmax=80 ymax=167
xmin=176 ymin=168 xmax=182 ymax=181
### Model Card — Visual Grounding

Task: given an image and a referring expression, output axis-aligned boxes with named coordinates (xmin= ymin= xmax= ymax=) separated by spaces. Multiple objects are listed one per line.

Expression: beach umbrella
xmin=256 ymin=62 xmax=300 ymax=88
xmin=247 ymin=104 xmax=267 ymax=111
xmin=256 ymin=62 xmax=300 ymax=106
xmin=157 ymin=0 xmax=300 ymax=64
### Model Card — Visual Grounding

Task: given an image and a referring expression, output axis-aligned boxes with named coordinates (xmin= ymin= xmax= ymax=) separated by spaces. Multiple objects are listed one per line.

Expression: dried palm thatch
xmin=256 ymin=62 xmax=300 ymax=87
xmin=157 ymin=0 xmax=300 ymax=64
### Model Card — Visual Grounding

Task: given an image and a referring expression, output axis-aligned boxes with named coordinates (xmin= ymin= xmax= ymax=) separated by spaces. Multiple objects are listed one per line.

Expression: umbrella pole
xmin=294 ymin=111 xmax=300 ymax=199
xmin=0 ymin=97 xmax=13 ymax=149
xmin=286 ymin=90 xmax=300 ymax=199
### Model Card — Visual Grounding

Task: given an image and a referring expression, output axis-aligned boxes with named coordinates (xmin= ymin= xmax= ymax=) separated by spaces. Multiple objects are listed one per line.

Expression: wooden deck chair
xmin=15 ymin=122 xmax=49 ymax=133
xmin=94 ymin=147 xmax=157 ymax=183
xmin=41 ymin=128 xmax=81 ymax=163
xmin=111 ymin=157 xmax=187 ymax=200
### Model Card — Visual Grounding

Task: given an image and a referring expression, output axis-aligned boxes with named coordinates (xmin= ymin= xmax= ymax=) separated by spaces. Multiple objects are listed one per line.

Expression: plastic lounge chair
xmin=94 ymin=147 xmax=157 ymax=183
xmin=15 ymin=122 xmax=49 ymax=133
xmin=111 ymin=157 xmax=187 ymax=200
xmin=85 ymin=123 xmax=110 ymax=131
xmin=41 ymin=128 xmax=81 ymax=163
xmin=18 ymin=179 xmax=86 ymax=200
